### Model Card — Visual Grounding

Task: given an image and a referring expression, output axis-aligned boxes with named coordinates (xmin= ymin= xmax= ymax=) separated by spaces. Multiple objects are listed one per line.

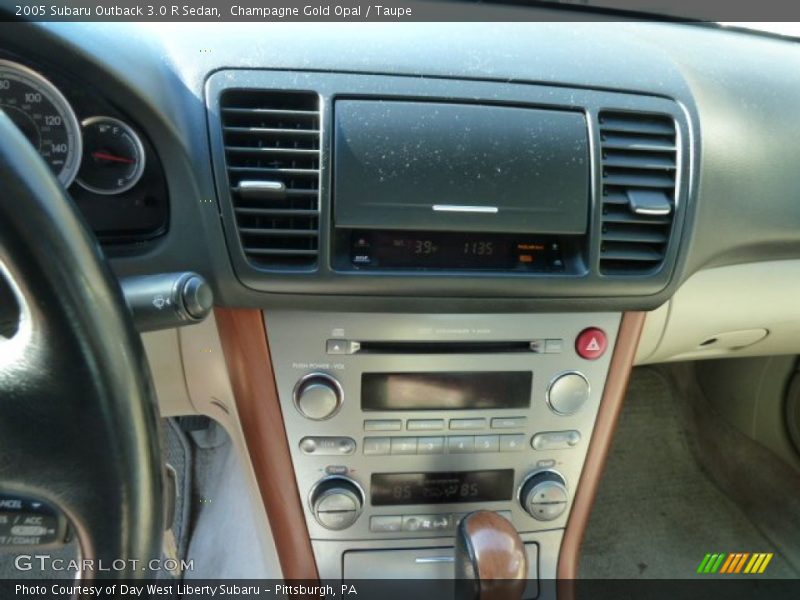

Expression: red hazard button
xmin=576 ymin=328 xmax=608 ymax=360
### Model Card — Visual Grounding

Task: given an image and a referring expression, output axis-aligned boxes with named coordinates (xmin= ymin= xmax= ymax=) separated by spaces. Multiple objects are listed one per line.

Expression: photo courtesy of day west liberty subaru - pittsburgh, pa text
xmin=15 ymin=583 xmax=353 ymax=597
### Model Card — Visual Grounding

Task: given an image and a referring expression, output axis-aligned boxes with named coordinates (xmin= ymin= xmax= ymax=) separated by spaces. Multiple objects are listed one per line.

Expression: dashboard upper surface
xmin=2 ymin=20 xmax=800 ymax=311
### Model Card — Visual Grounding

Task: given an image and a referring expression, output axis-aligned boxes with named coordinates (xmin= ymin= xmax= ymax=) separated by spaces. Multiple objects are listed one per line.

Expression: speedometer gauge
xmin=0 ymin=59 xmax=82 ymax=187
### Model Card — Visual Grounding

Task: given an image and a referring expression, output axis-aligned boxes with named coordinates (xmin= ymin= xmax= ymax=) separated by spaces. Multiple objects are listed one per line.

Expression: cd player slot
xmin=356 ymin=340 xmax=535 ymax=355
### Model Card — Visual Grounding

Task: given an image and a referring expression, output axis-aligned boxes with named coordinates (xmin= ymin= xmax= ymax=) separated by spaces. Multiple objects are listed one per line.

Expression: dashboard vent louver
xmin=598 ymin=111 xmax=677 ymax=275
xmin=220 ymin=90 xmax=321 ymax=269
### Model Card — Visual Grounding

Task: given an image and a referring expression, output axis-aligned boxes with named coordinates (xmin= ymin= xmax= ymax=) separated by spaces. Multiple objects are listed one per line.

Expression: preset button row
xmin=300 ymin=430 xmax=581 ymax=456
xmin=364 ymin=417 xmax=528 ymax=432
xmin=363 ymin=434 xmax=527 ymax=455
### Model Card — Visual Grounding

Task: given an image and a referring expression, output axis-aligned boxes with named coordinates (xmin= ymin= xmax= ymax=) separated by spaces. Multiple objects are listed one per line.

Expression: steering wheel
xmin=0 ymin=111 xmax=163 ymax=578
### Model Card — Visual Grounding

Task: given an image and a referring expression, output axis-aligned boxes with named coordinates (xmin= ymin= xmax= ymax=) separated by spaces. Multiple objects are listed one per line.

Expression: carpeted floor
xmin=579 ymin=367 xmax=800 ymax=579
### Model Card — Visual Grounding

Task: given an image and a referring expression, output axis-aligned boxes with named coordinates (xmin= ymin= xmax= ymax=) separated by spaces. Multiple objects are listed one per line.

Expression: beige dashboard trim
xmin=215 ymin=308 xmax=319 ymax=580
xmin=557 ymin=311 xmax=645 ymax=583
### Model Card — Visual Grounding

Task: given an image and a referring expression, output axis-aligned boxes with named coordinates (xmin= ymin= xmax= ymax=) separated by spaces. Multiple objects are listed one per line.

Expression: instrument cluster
xmin=0 ymin=56 xmax=168 ymax=247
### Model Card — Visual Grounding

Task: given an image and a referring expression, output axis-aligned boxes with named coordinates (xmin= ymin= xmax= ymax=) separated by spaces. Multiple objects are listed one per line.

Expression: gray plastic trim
xmin=206 ymin=70 xmax=693 ymax=301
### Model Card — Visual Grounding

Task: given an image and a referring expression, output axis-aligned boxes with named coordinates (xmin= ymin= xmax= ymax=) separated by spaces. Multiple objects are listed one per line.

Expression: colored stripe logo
xmin=697 ymin=553 xmax=773 ymax=574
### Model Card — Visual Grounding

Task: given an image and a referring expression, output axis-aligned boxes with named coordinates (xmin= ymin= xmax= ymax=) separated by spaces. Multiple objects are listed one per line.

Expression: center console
xmin=207 ymin=67 xmax=690 ymax=592
xmin=266 ymin=311 xmax=620 ymax=583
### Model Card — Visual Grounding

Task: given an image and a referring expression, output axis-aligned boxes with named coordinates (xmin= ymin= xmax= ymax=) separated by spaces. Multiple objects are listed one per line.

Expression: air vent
xmin=220 ymin=90 xmax=321 ymax=269
xmin=598 ymin=111 xmax=678 ymax=275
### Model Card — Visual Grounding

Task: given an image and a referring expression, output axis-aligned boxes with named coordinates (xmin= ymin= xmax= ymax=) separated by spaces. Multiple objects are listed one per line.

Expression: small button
xmin=363 ymin=437 xmax=390 ymax=455
xmin=575 ymin=328 xmax=608 ymax=360
xmin=474 ymin=435 xmax=499 ymax=453
xmin=545 ymin=339 xmax=564 ymax=354
xmin=531 ymin=484 xmax=568 ymax=504
xmin=338 ymin=438 xmax=356 ymax=453
xmin=294 ymin=374 xmax=341 ymax=420
xmin=491 ymin=417 xmax=527 ymax=430
xmin=499 ymin=434 xmax=526 ymax=452
xmin=531 ymin=430 xmax=581 ymax=451
xmin=317 ymin=492 xmax=358 ymax=513
xmin=325 ymin=465 xmax=349 ymax=475
xmin=11 ymin=525 xmax=48 ymax=537
xmin=448 ymin=436 xmax=474 ymax=454
xmin=299 ymin=436 xmax=355 ymax=456
xmin=407 ymin=419 xmax=445 ymax=431
xmin=317 ymin=510 xmax=358 ymax=530
xmin=449 ymin=418 xmax=486 ymax=430
xmin=402 ymin=514 xmax=452 ymax=532
xmin=390 ymin=437 xmax=418 ymax=455
xmin=181 ymin=276 xmax=213 ymax=319
xmin=370 ymin=516 xmax=402 ymax=533
xmin=529 ymin=339 xmax=545 ymax=353
xmin=417 ymin=437 xmax=445 ymax=455
xmin=364 ymin=419 xmax=402 ymax=432
xmin=326 ymin=339 xmax=348 ymax=354
xmin=529 ymin=502 xmax=567 ymax=521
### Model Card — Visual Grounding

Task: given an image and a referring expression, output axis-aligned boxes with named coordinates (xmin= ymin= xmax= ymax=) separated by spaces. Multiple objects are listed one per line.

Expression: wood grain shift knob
xmin=455 ymin=510 xmax=528 ymax=600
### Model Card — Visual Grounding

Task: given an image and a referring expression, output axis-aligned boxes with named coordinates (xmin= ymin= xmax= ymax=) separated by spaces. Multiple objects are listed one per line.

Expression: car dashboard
xmin=2 ymin=18 xmax=800 ymax=589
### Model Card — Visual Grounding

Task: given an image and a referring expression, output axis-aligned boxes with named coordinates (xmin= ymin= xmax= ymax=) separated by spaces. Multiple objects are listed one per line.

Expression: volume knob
xmin=293 ymin=372 xmax=343 ymax=420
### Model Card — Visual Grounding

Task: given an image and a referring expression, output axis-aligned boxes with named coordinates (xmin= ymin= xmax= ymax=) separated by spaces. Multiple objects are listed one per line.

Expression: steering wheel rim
xmin=0 ymin=110 xmax=163 ymax=578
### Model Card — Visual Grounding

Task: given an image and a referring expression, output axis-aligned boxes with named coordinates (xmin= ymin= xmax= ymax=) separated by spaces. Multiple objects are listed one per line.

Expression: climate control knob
xmin=293 ymin=372 xmax=343 ymax=420
xmin=520 ymin=470 xmax=568 ymax=521
xmin=309 ymin=476 xmax=364 ymax=530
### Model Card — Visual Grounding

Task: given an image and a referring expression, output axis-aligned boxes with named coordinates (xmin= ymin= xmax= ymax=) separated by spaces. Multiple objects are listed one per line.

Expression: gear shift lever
xmin=454 ymin=511 xmax=528 ymax=600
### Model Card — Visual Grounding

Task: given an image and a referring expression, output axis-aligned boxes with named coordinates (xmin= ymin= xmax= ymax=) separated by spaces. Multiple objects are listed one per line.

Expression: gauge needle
xmin=91 ymin=151 xmax=134 ymax=164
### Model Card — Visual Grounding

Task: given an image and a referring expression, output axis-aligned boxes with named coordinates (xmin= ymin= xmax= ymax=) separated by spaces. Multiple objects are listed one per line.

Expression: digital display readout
xmin=351 ymin=230 xmax=563 ymax=271
xmin=371 ymin=470 xmax=515 ymax=506
xmin=361 ymin=372 xmax=532 ymax=411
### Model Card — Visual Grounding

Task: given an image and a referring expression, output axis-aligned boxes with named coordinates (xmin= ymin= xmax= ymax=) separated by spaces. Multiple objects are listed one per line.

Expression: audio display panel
xmin=371 ymin=469 xmax=515 ymax=506
xmin=361 ymin=371 xmax=531 ymax=411
xmin=350 ymin=230 xmax=565 ymax=271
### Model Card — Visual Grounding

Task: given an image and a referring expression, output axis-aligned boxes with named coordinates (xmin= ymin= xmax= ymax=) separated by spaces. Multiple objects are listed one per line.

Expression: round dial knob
xmin=293 ymin=373 xmax=343 ymax=420
xmin=547 ymin=371 xmax=590 ymax=415
xmin=520 ymin=470 xmax=568 ymax=521
xmin=309 ymin=476 xmax=364 ymax=530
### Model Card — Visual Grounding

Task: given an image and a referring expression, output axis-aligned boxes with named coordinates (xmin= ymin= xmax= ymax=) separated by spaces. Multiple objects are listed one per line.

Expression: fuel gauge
xmin=77 ymin=116 xmax=146 ymax=195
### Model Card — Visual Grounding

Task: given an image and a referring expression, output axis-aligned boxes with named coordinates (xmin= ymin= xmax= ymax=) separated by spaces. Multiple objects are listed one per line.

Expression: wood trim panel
xmin=215 ymin=307 xmax=319 ymax=580
xmin=557 ymin=311 xmax=646 ymax=581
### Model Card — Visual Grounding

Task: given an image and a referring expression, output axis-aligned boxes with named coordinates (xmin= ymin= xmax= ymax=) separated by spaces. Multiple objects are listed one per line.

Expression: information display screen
xmin=351 ymin=230 xmax=561 ymax=271
xmin=361 ymin=371 xmax=532 ymax=411
xmin=371 ymin=470 xmax=515 ymax=506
